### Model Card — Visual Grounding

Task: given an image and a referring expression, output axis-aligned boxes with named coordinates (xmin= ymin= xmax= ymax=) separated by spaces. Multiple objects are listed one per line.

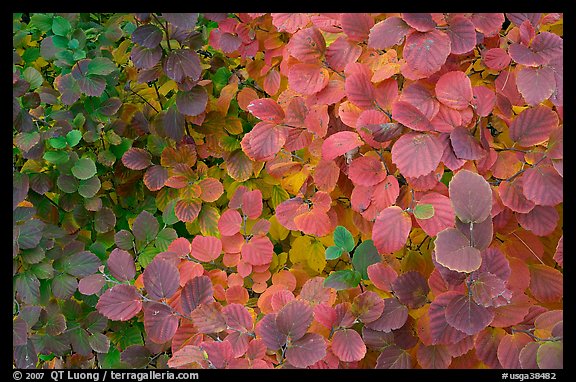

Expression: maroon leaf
xmin=285 ymin=333 xmax=326 ymax=368
xmin=164 ymin=105 xmax=185 ymax=142
xmin=428 ymin=291 xmax=468 ymax=345
xmin=332 ymin=329 xmax=367 ymax=362
xmin=143 ymin=302 xmax=179 ymax=343
xmin=143 ymin=258 xmax=180 ymax=300
xmin=96 ymin=284 xmax=142 ymax=321
xmin=375 ymin=345 xmax=413 ymax=368
xmin=78 ymin=274 xmax=106 ymax=295
xmin=449 ymin=169 xmax=492 ymax=223
xmin=365 ymin=298 xmax=409 ymax=332
xmin=163 ymin=49 xmax=201 ymax=82
xmin=181 ymin=275 xmax=214 ymax=315
xmin=107 ymin=248 xmax=136 ymax=282
xmin=132 ymin=24 xmax=163 ymax=48
xmin=434 ymin=227 xmax=481 ymax=273
xmin=445 ymin=294 xmax=494 ymax=335
xmin=392 ymin=271 xmax=430 ymax=309
xmin=255 ymin=313 xmax=287 ymax=350
xmin=176 ymin=86 xmax=208 ymax=116
xmin=276 ymin=300 xmax=313 ymax=341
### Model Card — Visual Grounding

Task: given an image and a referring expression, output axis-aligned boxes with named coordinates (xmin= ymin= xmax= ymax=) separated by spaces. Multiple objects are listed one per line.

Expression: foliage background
xmin=13 ymin=12 xmax=563 ymax=369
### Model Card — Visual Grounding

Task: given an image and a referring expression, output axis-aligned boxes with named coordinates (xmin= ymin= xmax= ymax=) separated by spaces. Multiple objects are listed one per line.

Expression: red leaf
xmin=168 ymin=237 xmax=191 ymax=257
xmin=176 ymin=86 xmax=208 ymax=116
xmin=218 ymin=209 xmax=242 ymax=236
xmin=368 ymin=16 xmax=410 ymax=49
xmin=403 ymin=29 xmax=451 ymax=76
xmin=365 ymin=297 xmax=408 ymax=332
xmin=392 ymin=101 xmax=433 ymax=132
xmin=122 ymin=148 xmax=152 ymax=170
xmin=175 ymin=199 xmax=202 ymax=223
xmin=402 ymin=13 xmax=436 ymax=32
xmin=373 ymin=206 xmax=412 ymax=254
xmin=225 ymin=150 xmax=253 ymax=182
xmin=375 ymin=345 xmax=413 ymax=368
xmin=255 ymin=313 xmax=287 ymax=350
xmin=276 ymin=300 xmax=313 ymax=341
xmin=198 ymin=177 xmax=223 ymax=203
xmin=190 ymin=235 xmax=222 ymax=262
xmin=434 ymin=228 xmax=481 ymax=273
xmin=450 ymin=126 xmax=486 ymax=161
xmin=435 ymin=71 xmax=473 ymax=110
xmin=202 ymin=341 xmax=234 ymax=368
xmin=321 ymin=131 xmax=364 ymax=161
xmin=367 ymin=263 xmax=397 ymax=293
xmin=222 ymin=303 xmax=253 ymax=332
xmin=391 ymin=132 xmax=443 ymax=178
xmin=340 ymin=13 xmax=373 ymax=42
xmin=497 ymin=332 xmax=532 ymax=369
xmin=351 ymin=291 xmax=385 ymax=324
xmin=313 ymin=160 xmax=340 ymax=192
xmin=107 ymin=248 xmax=136 ymax=282
xmin=241 ymin=235 xmax=273 ymax=266
xmin=529 ymin=264 xmax=563 ymax=303
xmin=521 ymin=165 xmax=562 ymax=206
xmin=288 ymin=27 xmax=326 ymax=63
xmin=498 ymin=178 xmax=535 ymax=213
xmin=516 ymin=205 xmax=559 ymax=236
xmin=392 ymin=271 xmax=430 ymax=309
xmin=288 ymin=63 xmax=329 ymax=95
xmin=242 ymin=189 xmax=263 ymax=219
xmin=483 ymin=48 xmax=511 ymax=71
xmin=143 ymin=302 xmax=179 ymax=343
xmin=180 ymin=275 xmax=214 ymax=315
xmin=263 ymin=69 xmax=281 ymax=96
xmin=371 ymin=175 xmax=400 ymax=211
xmin=417 ymin=344 xmax=452 ymax=369
xmin=472 ymin=86 xmax=496 ymax=117
xmin=96 ymin=284 xmax=142 ymax=321
xmin=428 ymin=291 xmax=468 ymax=345
xmin=241 ymin=122 xmax=287 ymax=161
xmin=348 ymin=156 xmax=387 ymax=186
xmin=516 ymin=66 xmax=556 ymax=106
xmin=445 ymin=294 xmax=494 ymax=335
xmin=445 ymin=15 xmax=476 ymax=54
xmin=469 ymin=272 xmax=509 ymax=307
xmin=271 ymin=13 xmax=309 ymax=34
xmin=247 ymin=98 xmax=285 ymax=124
xmin=475 ymin=327 xmax=506 ymax=368
xmin=415 ymin=192 xmax=455 ymax=237
xmin=168 ymin=345 xmax=205 ymax=368
xmin=332 ymin=329 xmax=367 ymax=362
xmin=554 ymin=235 xmax=563 ymax=267
xmin=143 ymin=258 xmax=180 ymax=300
xmin=325 ymin=37 xmax=362 ymax=72
xmin=143 ymin=165 xmax=168 ymax=191
xmin=190 ymin=302 xmax=226 ymax=333
xmin=471 ymin=13 xmax=504 ymax=37
xmin=509 ymin=105 xmax=559 ymax=147
xmin=449 ymin=169 xmax=492 ymax=223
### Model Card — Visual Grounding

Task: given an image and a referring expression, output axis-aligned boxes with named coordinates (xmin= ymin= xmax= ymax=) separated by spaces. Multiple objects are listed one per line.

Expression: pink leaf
xmin=529 ymin=264 xmax=563 ymax=303
xmin=391 ymin=132 xmax=443 ymax=178
xmin=288 ymin=27 xmax=326 ymax=63
xmin=445 ymin=15 xmax=477 ymax=54
xmin=428 ymin=291 xmax=468 ymax=345
xmin=325 ymin=37 xmax=362 ymax=72
xmin=247 ymin=98 xmax=285 ymax=124
xmin=190 ymin=236 xmax=222 ymax=262
xmin=365 ymin=297 xmax=408 ymax=332
xmin=368 ymin=16 xmax=410 ymax=49
xmin=345 ymin=69 xmax=375 ymax=109
xmin=445 ymin=294 xmax=494 ymax=335
xmin=402 ymin=13 xmax=436 ymax=32
xmin=340 ymin=13 xmax=374 ymax=42
xmin=450 ymin=126 xmax=486 ymax=160
xmin=516 ymin=205 xmax=559 ymax=236
xmin=321 ymin=131 xmax=364 ymax=161
xmin=415 ymin=192 xmax=455 ymax=237
xmin=96 ymin=285 xmax=141 ymax=322
xmin=222 ymin=303 xmax=253 ymax=332
xmin=497 ymin=332 xmax=532 ymax=369
xmin=472 ymin=86 xmax=496 ymax=117
xmin=498 ymin=178 xmax=535 ymax=213
xmin=434 ymin=228 xmax=481 ymax=273
xmin=107 ymin=248 xmax=136 ymax=282
xmin=218 ymin=209 xmax=242 ymax=236
xmin=181 ymin=275 xmax=214 ymax=315
xmin=417 ymin=344 xmax=452 ymax=369
xmin=288 ymin=63 xmax=329 ymax=95
xmin=143 ymin=165 xmax=168 ymax=191
xmin=516 ymin=66 xmax=556 ymax=106
xmin=521 ymin=165 xmax=562 ymax=206
xmin=242 ymin=189 xmax=263 ymax=219
xmin=198 ymin=178 xmax=224 ymax=203
xmin=449 ymin=169 xmax=492 ymax=223
xmin=435 ymin=71 xmax=473 ymax=110
xmin=255 ymin=313 xmax=287 ymax=350
xmin=285 ymin=333 xmax=326 ymax=368
xmin=392 ymin=101 xmax=433 ymax=132
xmin=332 ymin=329 xmax=367 ymax=362
xmin=483 ymin=48 xmax=511 ymax=71
xmin=367 ymin=263 xmax=398 ymax=293
xmin=348 ymin=156 xmax=387 ymax=186
xmin=276 ymin=300 xmax=313 ymax=341
xmin=403 ymin=29 xmax=451 ymax=76
xmin=241 ymin=235 xmax=273 ymax=266
xmin=373 ymin=206 xmax=412 ymax=254
xmin=174 ymin=199 xmax=202 ymax=223
xmin=241 ymin=122 xmax=287 ymax=161
xmin=471 ymin=13 xmax=504 ymax=37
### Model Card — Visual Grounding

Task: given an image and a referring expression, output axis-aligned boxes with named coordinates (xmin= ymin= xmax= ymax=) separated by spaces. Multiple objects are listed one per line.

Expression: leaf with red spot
xmin=497 ymin=332 xmax=532 ymax=369
xmin=509 ymin=105 xmax=559 ymax=147
xmin=415 ymin=192 xmax=455 ymax=237
xmin=242 ymin=189 xmax=263 ymax=219
xmin=288 ymin=27 xmax=326 ymax=63
xmin=107 ymin=248 xmax=136 ymax=282
xmin=175 ymin=199 xmax=202 ymax=222
xmin=340 ymin=13 xmax=373 ymax=42
xmin=286 ymin=333 xmax=327 ymax=368
xmin=143 ymin=302 xmax=179 ymax=343
xmin=391 ymin=132 xmax=443 ymax=178
xmin=445 ymin=294 xmax=494 ymax=335
xmin=434 ymin=228 xmax=481 ymax=273
xmin=521 ymin=165 xmax=563 ymax=206
xmin=449 ymin=169 xmax=492 ymax=223
xmin=417 ymin=344 xmax=452 ymax=369
xmin=368 ymin=16 xmax=410 ymax=49
xmin=241 ymin=235 xmax=273 ymax=266
xmin=122 ymin=148 xmax=152 ymax=170
xmin=241 ymin=122 xmax=287 ymax=161
xmin=190 ymin=236 xmax=222 ymax=262
xmin=392 ymin=271 xmax=430 ymax=309
xmin=445 ymin=15 xmax=477 ymax=54
xmin=435 ymin=71 xmax=473 ymax=110
xmin=373 ymin=206 xmax=412 ymax=254
xmin=96 ymin=284 xmax=142 ymax=321
xmin=143 ymin=258 xmax=180 ymax=300
xmin=332 ymin=329 xmax=367 ymax=362
xmin=288 ymin=63 xmax=329 ymax=95
xmin=247 ymin=99 xmax=285 ymax=124
xmin=402 ymin=13 xmax=436 ymax=32
xmin=181 ymin=275 xmax=214 ymax=315
xmin=403 ymin=29 xmax=451 ymax=76
xmin=392 ymin=101 xmax=433 ymax=132
xmin=321 ymin=131 xmax=364 ymax=160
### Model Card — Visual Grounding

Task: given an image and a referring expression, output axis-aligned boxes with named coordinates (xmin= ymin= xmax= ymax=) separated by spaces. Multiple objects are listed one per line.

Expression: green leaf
xmin=66 ymin=130 xmax=82 ymax=147
xmin=138 ymin=246 xmax=160 ymax=268
xmin=23 ymin=67 xmax=43 ymax=89
xmin=43 ymin=151 xmax=69 ymax=164
xmin=77 ymin=176 xmax=101 ymax=198
xmin=323 ymin=269 xmax=361 ymax=290
xmin=87 ymin=57 xmax=117 ymax=75
xmin=49 ymin=136 xmax=68 ymax=149
xmin=351 ymin=240 xmax=381 ymax=279
xmin=325 ymin=246 xmax=343 ymax=260
xmin=68 ymin=38 xmax=80 ymax=50
xmin=72 ymin=113 xmax=86 ymax=129
xmin=98 ymin=346 xmax=124 ymax=368
xmin=414 ymin=203 xmax=435 ymax=220
xmin=155 ymin=228 xmax=178 ymax=252
xmin=71 ymin=158 xmax=97 ymax=180
xmin=52 ymin=16 xmax=71 ymax=36
xmin=29 ymin=14 xmax=54 ymax=32
xmin=162 ymin=200 xmax=178 ymax=226
xmin=334 ymin=225 xmax=355 ymax=252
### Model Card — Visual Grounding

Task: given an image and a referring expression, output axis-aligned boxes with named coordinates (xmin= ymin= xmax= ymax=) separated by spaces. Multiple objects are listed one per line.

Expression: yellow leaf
xmin=158 ymin=80 xmax=178 ymax=96
xmin=224 ymin=116 xmax=243 ymax=135
xmin=307 ymin=240 xmax=327 ymax=274
xmin=289 ymin=235 xmax=312 ymax=264
xmin=317 ymin=234 xmax=335 ymax=248
xmin=35 ymin=57 xmax=49 ymax=68
xmin=113 ymin=39 xmax=132 ymax=65
xmin=281 ymin=169 xmax=309 ymax=195
xmin=512 ymin=105 xmax=529 ymax=115
xmin=269 ymin=215 xmax=289 ymax=241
